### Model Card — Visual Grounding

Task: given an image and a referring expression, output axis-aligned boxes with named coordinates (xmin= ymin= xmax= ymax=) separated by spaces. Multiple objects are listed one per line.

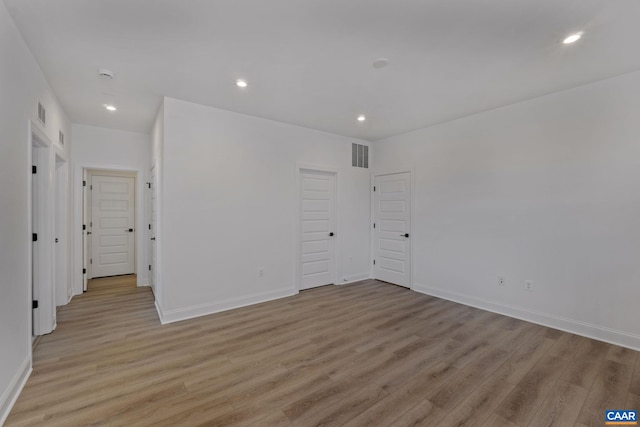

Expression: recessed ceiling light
xmin=357 ymin=115 xmax=366 ymax=122
xmin=372 ymin=58 xmax=389 ymax=69
xmin=104 ymin=104 xmax=117 ymax=112
xmin=236 ymin=79 xmax=248 ymax=88
xmin=563 ymin=32 xmax=583 ymax=44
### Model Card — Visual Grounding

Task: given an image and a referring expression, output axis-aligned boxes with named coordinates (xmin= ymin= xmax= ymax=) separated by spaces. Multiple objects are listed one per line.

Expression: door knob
xmin=125 ymin=228 xmax=134 ymax=232
xmin=150 ymin=237 xmax=156 ymax=241
xmin=400 ymin=233 xmax=409 ymax=238
xmin=329 ymin=232 xmax=334 ymax=237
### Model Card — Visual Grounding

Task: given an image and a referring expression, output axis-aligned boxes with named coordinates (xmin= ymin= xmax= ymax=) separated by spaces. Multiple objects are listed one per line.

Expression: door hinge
xmin=32 ymin=165 xmax=37 ymax=174
xmin=83 ymin=268 xmax=86 ymax=274
xmin=32 ymin=300 xmax=39 ymax=309
xmin=32 ymin=233 xmax=38 ymax=242
xmin=90 ymin=259 xmax=93 ymax=265
xmin=148 ymin=224 xmax=151 ymax=230
xmin=90 ymin=184 xmax=93 ymax=190
xmin=373 ymin=259 xmax=376 ymax=265
xmin=83 ymin=224 xmax=86 ymax=231
xmin=373 ymin=186 xmax=376 ymax=192
xmin=373 ymin=223 xmax=376 ymax=229
xmin=83 ymin=180 xmax=86 ymax=187
xmin=147 ymin=182 xmax=151 ymax=189
xmin=148 ymin=265 xmax=152 ymax=271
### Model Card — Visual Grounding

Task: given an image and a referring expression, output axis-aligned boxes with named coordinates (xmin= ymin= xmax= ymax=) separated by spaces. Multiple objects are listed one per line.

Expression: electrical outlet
xmin=498 ymin=275 xmax=505 ymax=286
xmin=525 ymin=280 xmax=533 ymax=291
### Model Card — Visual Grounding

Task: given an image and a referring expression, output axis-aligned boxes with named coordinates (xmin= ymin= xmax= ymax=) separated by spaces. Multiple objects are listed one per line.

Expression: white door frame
xmin=28 ymin=120 xmax=56 ymax=336
xmin=371 ymin=168 xmax=415 ymax=289
xmin=294 ymin=163 xmax=341 ymax=292
xmin=72 ymin=164 xmax=147 ymax=295
xmin=87 ymin=171 xmax=136 ymax=279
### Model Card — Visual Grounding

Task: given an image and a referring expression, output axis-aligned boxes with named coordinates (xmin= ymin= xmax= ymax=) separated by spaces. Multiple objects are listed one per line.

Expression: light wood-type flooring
xmin=6 ymin=275 xmax=640 ymax=426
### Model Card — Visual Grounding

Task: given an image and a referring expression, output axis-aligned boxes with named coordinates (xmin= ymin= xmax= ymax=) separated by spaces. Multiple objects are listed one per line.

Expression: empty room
xmin=1 ymin=0 xmax=639 ymax=426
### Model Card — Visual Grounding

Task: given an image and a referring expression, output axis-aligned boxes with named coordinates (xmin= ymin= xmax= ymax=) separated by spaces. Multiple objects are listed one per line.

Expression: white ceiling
xmin=5 ymin=0 xmax=640 ymax=141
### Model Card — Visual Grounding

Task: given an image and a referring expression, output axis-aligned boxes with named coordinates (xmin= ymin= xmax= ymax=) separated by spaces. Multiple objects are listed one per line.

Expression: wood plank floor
xmin=6 ymin=275 xmax=639 ymax=426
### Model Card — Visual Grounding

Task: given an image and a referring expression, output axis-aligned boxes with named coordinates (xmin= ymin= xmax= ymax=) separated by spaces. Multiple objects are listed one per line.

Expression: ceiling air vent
xmin=352 ymin=143 xmax=369 ymax=169
xmin=37 ymin=102 xmax=46 ymax=125
xmin=59 ymin=130 xmax=65 ymax=145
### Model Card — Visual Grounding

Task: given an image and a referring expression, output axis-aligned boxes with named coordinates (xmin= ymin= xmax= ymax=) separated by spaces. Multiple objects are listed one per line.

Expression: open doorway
xmin=83 ymin=169 xmax=137 ymax=281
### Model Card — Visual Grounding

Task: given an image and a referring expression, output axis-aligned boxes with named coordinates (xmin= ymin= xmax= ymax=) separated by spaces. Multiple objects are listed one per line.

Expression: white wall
xmin=157 ymin=97 xmax=370 ymax=322
xmin=71 ymin=124 xmax=150 ymax=293
xmin=374 ymin=70 xmax=640 ymax=350
xmin=0 ymin=1 xmax=71 ymax=423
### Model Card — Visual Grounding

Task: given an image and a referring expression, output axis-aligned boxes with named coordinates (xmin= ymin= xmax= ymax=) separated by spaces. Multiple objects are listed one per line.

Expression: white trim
xmin=413 ymin=282 xmax=640 ymax=352
xmin=53 ymin=144 xmax=68 ymax=163
xmin=155 ymin=288 xmax=296 ymax=324
xmin=0 ymin=356 xmax=32 ymax=426
xmin=340 ymin=273 xmax=371 ymax=285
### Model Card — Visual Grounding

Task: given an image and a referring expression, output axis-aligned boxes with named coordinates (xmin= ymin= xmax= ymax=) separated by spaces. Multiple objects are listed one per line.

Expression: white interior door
xmin=82 ymin=169 xmax=89 ymax=291
xmin=149 ymin=168 xmax=157 ymax=290
xmin=374 ymin=172 xmax=411 ymax=287
xmin=299 ymin=169 xmax=336 ymax=290
xmin=90 ymin=175 xmax=135 ymax=278
xmin=54 ymin=156 xmax=68 ymax=306
xmin=31 ymin=135 xmax=55 ymax=336
xmin=31 ymin=148 xmax=41 ymax=335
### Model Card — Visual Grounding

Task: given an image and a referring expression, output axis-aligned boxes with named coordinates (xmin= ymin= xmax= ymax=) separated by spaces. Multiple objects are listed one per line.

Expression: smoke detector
xmin=98 ymin=68 xmax=115 ymax=80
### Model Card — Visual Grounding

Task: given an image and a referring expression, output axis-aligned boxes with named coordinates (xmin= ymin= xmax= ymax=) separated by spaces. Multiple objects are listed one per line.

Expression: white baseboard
xmin=413 ymin=282 xmax=640 ymax=352
xmin=0 ymin=356 xmax=32 ymax=426
xmin=137 ymin=282 xmax=150 ymax=288
xmin=155 ymin=287 xmax=296 ymax=324
xmin=155 ymin=299 xmax=164 ymax=323
xmin=339 ymin=273 xmax=371 ymax=285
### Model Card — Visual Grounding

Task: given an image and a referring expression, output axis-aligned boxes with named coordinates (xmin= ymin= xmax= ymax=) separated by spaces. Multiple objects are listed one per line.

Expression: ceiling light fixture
xmin=236 ymin=79 xmax=248 ymax=88
xmin=372 ymin=58 xmax=389 ymax=69
xmin=104 ymin=104 xmax=117 ymax=112
xmin=563 ymin=32 xmax=583 ymax=44
xmin=357 ymin=114 xmax=366 ymax=122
